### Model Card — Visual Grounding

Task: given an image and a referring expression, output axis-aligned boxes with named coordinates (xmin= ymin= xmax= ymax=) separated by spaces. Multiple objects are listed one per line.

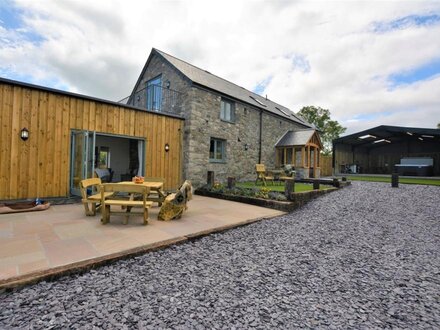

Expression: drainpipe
xmin=258 ymin=110 xmax=263 ymax=163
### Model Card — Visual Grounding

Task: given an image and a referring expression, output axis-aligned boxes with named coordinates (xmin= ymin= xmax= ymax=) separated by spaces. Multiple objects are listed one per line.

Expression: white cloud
xmin=1 ymin=0 xmax=439 ymax=134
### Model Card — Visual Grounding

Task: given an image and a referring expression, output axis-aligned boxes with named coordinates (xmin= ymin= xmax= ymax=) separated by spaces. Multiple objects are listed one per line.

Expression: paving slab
xmin=0 ymin=195 xmax=284 ymax=288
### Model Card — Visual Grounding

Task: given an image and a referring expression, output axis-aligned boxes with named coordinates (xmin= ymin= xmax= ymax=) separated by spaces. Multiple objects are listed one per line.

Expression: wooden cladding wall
xmin=0 ymin=82 xmax=184 ymax=200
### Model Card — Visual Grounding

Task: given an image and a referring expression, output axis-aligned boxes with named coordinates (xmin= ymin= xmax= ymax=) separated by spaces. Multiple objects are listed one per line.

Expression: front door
xmin=70 ymin=130 xmax=95 ymax=196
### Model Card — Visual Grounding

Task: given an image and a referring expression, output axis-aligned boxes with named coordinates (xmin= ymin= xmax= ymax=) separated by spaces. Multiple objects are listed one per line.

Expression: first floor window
xmin=210 ymin=138 xmax=226 ymax=162
xmin=220 ymin=98 xmax=235 ymax=122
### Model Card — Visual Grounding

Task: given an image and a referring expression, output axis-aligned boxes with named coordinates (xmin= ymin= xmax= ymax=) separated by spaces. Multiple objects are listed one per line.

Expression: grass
xmin=236 ymin=181 xmax=330 ymax=192
xmin=344 ymin=176 xmax=440 ymax=186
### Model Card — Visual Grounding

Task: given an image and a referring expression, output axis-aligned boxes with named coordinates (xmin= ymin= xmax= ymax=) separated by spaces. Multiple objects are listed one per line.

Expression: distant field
xmin=344 ymin=176 xmax=440 ymax=186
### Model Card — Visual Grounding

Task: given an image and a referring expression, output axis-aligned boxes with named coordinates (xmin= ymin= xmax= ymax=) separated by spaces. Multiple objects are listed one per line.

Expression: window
xmin=98 ymin=147 xmax=110 ymax=168
xmin=210 ymin=138 xmax=226 ymax=162
xmin=146 ymin=75 xmax=162 ymax=111
xmin=295 ymin=147 xmax=302 ymax=167
xmin=220 ymin=98 xmax=235 ymax=122
xmin=286 ymin=148 xmax=293 ymax=164
xmin=249 ymin=95 xmax=267 ymax=107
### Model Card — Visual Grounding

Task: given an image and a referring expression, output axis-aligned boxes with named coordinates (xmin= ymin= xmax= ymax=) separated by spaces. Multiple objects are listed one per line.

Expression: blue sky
xmin=1 ymin=0 xmax=440 ymax=134
xmin=388 ymin=58 xmax=440 ymax=87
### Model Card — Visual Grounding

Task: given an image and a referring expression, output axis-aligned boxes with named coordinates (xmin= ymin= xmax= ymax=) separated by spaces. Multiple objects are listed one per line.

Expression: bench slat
xmin=105 ymin=200 xmax=153 ymax=207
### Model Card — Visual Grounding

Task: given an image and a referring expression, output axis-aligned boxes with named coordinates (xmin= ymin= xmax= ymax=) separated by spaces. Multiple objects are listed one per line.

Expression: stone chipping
xmin=1 ymin=181 xmax=439 ymax=329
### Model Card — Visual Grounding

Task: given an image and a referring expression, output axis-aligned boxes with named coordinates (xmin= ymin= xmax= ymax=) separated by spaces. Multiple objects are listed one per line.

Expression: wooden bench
xmin=80 ymin=178 xmax=114 ymax=216
xmin=255 ymin=164 xmax=274 ymax=186
xmin=100 ymin=183 xmax=153 ymax=225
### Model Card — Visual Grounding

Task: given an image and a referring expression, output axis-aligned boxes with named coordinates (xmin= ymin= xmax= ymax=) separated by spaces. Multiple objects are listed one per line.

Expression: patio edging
xmin=195 ymin=186 xmax=340 ymax=212
xmin=0 ymin=214 xmax=283 ymax=291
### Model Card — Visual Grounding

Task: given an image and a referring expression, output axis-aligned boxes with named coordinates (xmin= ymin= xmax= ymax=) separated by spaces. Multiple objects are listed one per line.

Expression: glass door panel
xmin=70 ymin=130 xmax=95 ymax=196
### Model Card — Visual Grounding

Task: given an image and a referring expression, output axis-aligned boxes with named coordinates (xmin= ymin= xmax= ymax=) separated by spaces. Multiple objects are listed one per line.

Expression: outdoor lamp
xmin=244 ymin=144 xmax=249 ymax=151
xmin=165 ymin=143 xmax=170 ymax=152
xmin=165 ymin=80 xmax=170 ymax=89
xmin=20 ymin=128 xmax=29 ymax=141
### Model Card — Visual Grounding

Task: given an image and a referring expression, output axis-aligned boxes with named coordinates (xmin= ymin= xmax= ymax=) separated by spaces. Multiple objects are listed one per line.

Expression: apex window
xmin=209 ymin=138 xmax=226 ymax=162
xmin=220 ymin=98 xmax=235 ymax=123
xmin=146 ymin=75 xmax=162 ymax=111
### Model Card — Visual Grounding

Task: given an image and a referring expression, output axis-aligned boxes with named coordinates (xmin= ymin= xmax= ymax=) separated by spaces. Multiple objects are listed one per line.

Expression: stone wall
xmin=132 ymin=52 xmax=311 ymax=187
xmin=131 ymin=53 xmax=190 ymax=118
xmin=186 ymin=86 xmax=307 ymax=186
xmin=130 ymin=53 xmax=195 ymax=183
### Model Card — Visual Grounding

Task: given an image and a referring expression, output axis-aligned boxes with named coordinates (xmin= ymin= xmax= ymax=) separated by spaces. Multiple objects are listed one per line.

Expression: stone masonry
xmin=132 ymin=52 xmax=310 ymax=187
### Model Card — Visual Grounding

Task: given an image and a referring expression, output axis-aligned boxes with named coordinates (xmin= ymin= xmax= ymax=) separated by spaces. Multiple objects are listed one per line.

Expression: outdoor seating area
xmin=255 ymin=163 xmax=297 ymax=186
xmin=81 ymin=177 xmax=178 ymax=225
xmin=0 ymin=195 xmax=284 ymax=287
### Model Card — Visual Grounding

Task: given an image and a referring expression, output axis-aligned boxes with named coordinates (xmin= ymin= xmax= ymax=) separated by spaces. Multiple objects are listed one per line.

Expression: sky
xmin=0 ymin=0 xmax=439 ymax=135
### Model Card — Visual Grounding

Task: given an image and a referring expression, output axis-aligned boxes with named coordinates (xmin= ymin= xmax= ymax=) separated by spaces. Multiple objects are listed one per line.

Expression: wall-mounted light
xmin=165 ymin=143 xmax=170 ymax=152
xmin=165 ymin=80 xmax=170 ymax=89
xmin=20 ymin=128 xmax=29 ymax=141
xmin=244 ymin=143 xmax=249 ymax=151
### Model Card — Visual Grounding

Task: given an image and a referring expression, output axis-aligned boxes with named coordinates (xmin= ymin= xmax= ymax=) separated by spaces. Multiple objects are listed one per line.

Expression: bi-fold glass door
xmin=70 ymin=130 xmax=146 ymax=196
xmin=70 ymin=130 xmax=96 ymax=196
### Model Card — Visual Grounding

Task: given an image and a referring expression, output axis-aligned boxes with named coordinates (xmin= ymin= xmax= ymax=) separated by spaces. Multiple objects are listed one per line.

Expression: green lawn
xmin=236 ymin=181 xmax=330 ymax=192
xmin=344 ymin=176 xmax=440 ymax=186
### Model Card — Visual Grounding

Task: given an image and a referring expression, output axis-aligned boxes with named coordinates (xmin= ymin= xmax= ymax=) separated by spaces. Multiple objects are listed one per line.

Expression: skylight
xmin=249 ymin=96 xmax=266 ymax=107
xmin=373 ymin=139 xmax=391 ymax=144
xmin=406 ymin=132 xmax=413 ymax=136
xmin=421 ymin=135 xmax=434 ymax=138
xmin=359 ymin=134 xmax=377 ymax=139
xmin=275 ymin=106 xmax=290 ymax=116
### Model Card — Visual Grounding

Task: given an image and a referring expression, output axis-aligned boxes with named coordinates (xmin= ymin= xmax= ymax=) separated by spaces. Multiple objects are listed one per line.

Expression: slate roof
xmin=275 ymin=129 xmax=316 ymax=147
xmin=147 ymin=49 xmax=313 ymax=128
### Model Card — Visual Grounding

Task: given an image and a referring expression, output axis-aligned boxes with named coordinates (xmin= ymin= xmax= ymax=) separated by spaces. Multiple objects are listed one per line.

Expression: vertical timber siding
xmin=0 ymin=82 xmax=184 ymax=200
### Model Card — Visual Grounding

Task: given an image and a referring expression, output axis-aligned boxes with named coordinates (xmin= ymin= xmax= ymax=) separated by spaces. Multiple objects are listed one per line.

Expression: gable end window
xmin=220 ymin=98 xmax=235 ymax=123
xmin=209 ymin=138 xmax=226 ymax=162
xmin=146 ymin=75 xmax=162 ymax=111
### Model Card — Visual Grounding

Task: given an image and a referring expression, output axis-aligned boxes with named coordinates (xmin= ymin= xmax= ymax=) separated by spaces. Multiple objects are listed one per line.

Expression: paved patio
xmin=0 ymin=196 xmax=284 ymax=288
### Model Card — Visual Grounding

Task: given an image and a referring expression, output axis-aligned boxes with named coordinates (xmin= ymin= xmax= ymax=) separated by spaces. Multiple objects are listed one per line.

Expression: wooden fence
xmin=320 ymin=155 xmax=333 ymax=177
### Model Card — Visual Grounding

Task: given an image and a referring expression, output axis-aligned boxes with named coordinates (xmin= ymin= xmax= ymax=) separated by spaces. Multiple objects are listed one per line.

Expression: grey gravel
xmin=1 ymin=181 xmax=439 ymax=329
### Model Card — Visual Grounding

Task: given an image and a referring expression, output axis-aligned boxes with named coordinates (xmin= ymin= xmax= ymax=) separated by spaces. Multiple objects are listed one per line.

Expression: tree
xmin=437 ymin=122 xmax=440 ymax=129
xmin=297 ymin=106 xmax=346 ymax=155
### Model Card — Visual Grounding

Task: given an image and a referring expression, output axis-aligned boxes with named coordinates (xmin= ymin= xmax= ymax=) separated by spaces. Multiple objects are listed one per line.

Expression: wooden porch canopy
xmin=275 ymin=129 xmax=323 ymax=169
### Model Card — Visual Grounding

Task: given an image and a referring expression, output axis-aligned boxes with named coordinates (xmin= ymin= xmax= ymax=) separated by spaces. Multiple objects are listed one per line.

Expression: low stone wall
xmin=196 ymin=187 xmax=339 ymax=213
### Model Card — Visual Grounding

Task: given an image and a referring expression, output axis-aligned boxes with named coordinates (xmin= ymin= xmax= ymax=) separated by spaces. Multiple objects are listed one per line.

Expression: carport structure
xmin=332 ymin=125 xmax=440 ymax=176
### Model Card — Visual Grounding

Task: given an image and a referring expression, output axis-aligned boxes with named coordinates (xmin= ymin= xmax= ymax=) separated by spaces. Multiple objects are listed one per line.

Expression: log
xmin=158 ymin=180 xmax=193 ymax=221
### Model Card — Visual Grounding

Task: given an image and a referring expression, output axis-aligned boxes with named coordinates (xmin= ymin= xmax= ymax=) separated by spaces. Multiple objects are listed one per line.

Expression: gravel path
xmin=1 ymin=181 xmax=439 ymax=329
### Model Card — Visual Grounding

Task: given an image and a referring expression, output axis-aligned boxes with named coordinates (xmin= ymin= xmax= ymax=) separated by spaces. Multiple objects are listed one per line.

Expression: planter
xmin=195 ymin=187 xmax=339 ymax=212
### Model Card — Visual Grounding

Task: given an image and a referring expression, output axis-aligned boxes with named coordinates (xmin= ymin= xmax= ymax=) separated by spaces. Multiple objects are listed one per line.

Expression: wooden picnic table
xmin=118 ymin=181 xmax=166 ymax=206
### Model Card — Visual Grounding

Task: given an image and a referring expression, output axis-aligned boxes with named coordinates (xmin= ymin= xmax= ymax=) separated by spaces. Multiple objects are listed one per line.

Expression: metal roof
xmin=152 ymin=49 xmax=313 ymax=128
xmin=275 ymin=129 xmax=316 ymax=147
xmin=333 ymin=125 xmax=440 ymax=148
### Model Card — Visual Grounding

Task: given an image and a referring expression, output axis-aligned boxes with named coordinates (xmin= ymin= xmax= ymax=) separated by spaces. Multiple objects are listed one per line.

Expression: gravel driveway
xmin=1 ymin=181 xmax=439 ymax=329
